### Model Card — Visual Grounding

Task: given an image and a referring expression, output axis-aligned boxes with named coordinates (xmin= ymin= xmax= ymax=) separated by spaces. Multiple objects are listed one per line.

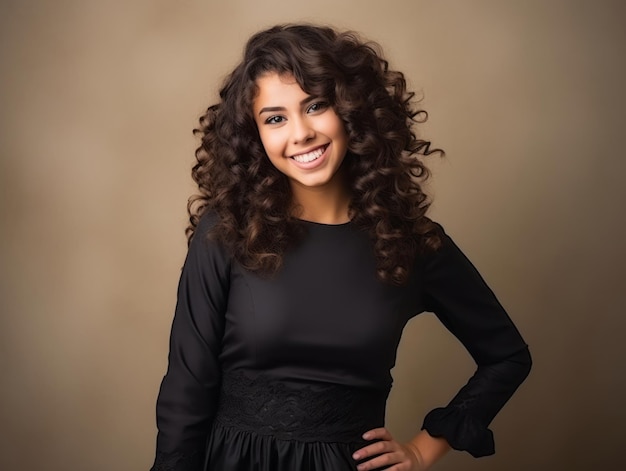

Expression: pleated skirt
xmin=205 ymin=422 xmax=365 ymax=470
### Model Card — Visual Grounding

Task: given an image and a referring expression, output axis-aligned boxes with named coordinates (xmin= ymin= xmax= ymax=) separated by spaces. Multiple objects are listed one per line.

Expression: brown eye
xmin=307 ymin=101 xmax=328 ymax=113
xmin=265 ymin=115 xmax=285 ymax=125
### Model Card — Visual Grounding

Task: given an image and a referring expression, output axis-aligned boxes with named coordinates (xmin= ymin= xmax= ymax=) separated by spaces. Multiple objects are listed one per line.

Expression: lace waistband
xmin=214 ymin=370 xmax=388 ymax=443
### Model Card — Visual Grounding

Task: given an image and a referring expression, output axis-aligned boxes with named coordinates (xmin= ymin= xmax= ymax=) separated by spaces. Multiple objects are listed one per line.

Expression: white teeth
xmin=292 ymin=146 xmax=325 ymax=163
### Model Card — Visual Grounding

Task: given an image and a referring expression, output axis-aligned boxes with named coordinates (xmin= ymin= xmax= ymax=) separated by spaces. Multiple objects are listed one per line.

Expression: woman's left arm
xmin=416 ymin=226 xmax=532 ymax=458
xmin=354 ymin=225 xmax=532 ymax=469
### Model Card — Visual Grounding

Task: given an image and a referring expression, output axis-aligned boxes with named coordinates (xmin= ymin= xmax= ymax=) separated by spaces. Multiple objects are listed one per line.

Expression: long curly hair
xmin=189 ymin=24 xmax=443 ymax=285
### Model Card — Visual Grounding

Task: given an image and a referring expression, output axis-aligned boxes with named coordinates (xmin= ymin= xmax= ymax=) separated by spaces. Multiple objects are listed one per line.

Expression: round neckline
xmin=297 ymin=218 xmax=352 ymax=227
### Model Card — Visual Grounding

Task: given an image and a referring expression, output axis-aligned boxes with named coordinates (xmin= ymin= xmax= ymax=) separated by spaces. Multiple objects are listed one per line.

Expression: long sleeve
xmin=420 ymin=226 xmax=532 ymax=457
xmin=151 ymin=215 xmax=231 ymax=471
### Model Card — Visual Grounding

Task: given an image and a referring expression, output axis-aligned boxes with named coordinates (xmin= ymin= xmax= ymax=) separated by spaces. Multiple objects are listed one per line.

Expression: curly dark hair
xmin=188 ymin=23 xmax=443 ymax=285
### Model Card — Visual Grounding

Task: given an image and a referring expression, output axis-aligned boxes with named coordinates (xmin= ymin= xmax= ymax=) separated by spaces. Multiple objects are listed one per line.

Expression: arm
xmin=419 ymin=226 xmax=532 ymax=457
xmin=151 ymin=214 xmax=231 ymax=471
xmin=354 ymin=226 xmax=531 ymax=470
xmin=407 ymin=430 xmax=451 ymax=468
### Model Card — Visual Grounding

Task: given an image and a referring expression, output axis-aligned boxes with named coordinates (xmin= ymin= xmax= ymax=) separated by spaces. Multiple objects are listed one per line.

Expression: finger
xmin=362 ymin=427 xmax=393 ymax=441
xmin=356 ymin=450 xmax=405 ymax=471
xmin=353 ymin=439 xmax=396 ymax=460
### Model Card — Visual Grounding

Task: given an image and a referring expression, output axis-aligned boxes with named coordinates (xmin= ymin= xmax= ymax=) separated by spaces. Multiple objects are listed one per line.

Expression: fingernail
xmin=352 ymin=452 xmax=360 ymax=460
xmin=363 ymin=433 xmax=370 ymax=439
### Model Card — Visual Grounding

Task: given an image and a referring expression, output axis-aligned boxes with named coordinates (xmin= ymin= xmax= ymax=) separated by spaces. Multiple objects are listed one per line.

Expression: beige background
xmin=1 ymin=0 xmax=625 ymax=470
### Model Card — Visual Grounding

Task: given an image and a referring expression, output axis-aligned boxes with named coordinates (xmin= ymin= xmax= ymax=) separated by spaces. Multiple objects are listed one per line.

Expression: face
xmin=252 ymin=73 xmax=349 ymax=195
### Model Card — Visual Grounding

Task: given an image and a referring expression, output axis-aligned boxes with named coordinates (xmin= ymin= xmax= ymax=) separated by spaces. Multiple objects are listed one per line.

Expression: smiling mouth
xmin=291 ymin=145 xmax=328 ymax=163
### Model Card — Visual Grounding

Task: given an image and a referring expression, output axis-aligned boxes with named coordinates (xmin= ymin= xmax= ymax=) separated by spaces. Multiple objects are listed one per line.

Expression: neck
xmin=290 ymin=177 xmax=351 ymax=225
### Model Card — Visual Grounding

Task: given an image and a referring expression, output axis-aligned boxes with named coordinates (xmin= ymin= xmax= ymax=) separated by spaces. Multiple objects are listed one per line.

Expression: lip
xmin=289 ymin=144 xmax=330 ymax=170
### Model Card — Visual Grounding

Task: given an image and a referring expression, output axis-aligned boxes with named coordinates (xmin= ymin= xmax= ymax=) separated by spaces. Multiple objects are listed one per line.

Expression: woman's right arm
xmin=150 ymin=214 xmax=231 ymax=471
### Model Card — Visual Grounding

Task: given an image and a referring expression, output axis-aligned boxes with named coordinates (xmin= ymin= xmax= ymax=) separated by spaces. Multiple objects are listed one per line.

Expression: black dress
xmin=150 ymin=215 xmax=531 ymax=471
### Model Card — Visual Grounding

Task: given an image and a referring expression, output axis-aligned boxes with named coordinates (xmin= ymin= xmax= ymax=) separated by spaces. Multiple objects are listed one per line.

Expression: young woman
xmin=150 ymin=24 xmax=531 ymax=471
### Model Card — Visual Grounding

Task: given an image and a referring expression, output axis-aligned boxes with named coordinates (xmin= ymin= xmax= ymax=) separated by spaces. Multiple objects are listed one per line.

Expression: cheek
xmin=333 ymin=124 xmax=349 ymax=153
xmin=328 ymin=115 xmax=348 ymax=143
xmin=258 ymin=130 xmax=283 ymax=156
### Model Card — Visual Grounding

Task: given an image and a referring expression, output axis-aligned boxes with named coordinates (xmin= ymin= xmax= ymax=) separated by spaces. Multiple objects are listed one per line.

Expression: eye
xmin=264 ymin=115 xmax=285 ymax=125
xmin=307 ymin=101 xmax=329 ymax=114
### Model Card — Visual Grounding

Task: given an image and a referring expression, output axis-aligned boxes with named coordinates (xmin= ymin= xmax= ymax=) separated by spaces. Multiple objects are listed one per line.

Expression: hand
xmin=352 ymin=427 xmax=424 ymax=471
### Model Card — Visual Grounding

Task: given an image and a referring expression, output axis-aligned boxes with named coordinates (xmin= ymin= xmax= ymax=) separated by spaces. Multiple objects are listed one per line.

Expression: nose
xmin=291 ymin=116 xmax=315 ymax=144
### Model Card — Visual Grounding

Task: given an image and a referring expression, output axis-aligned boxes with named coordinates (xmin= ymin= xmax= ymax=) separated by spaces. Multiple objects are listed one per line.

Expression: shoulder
xmin=413 ymin=221 xmax=469 ymax=272
xmin=195 ymin=210 xmax=220 ymax=235
xmin=188 ymin=211 xmax=232 ymax=266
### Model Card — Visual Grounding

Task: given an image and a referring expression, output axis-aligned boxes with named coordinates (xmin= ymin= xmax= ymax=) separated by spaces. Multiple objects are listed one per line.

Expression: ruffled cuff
xmin=421 ymin=407 xmax=495 ymax=457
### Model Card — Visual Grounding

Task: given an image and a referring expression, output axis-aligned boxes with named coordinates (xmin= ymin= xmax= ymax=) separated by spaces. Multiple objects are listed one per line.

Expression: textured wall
xmin=1 ymin=1 xmax=624 ymax=470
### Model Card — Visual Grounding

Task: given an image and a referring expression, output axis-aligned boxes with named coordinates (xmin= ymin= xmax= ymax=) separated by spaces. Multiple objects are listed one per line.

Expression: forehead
xmin=253 ymin=72 xmax=308 ymax=110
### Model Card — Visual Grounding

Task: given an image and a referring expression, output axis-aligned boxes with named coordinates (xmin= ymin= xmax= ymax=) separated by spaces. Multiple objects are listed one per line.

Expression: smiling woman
xmin=149 ymin=24 xmax=531 ymax=471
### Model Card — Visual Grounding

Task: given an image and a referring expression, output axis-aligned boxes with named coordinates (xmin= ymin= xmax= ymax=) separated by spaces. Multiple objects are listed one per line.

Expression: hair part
xmin=188 ymin=23 xmax=443 ymax=285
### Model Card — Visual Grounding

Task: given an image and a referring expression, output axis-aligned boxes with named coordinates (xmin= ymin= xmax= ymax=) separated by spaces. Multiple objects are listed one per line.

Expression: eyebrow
xmin=257 ymin=95 xmax=318 ymax=116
